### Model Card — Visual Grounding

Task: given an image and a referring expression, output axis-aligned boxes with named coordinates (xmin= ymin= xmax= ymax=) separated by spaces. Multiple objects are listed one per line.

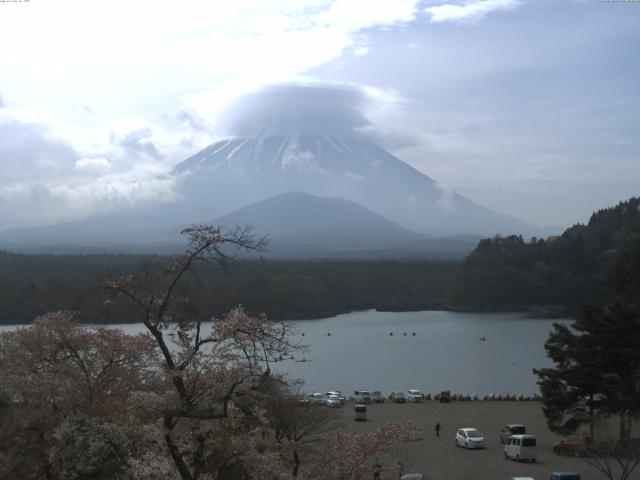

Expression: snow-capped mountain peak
xmin=172 ymin=132 xmax=534 ymax=237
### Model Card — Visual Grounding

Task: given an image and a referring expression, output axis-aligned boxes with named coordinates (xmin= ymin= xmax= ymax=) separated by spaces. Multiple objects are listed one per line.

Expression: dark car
xmin=550 ymin=472 xmax=581 ymax=480
xmin=389 ymin=391 xmax=407 ymax=403
xmin=439 ymin=390 xmax=451 ymax=403
xmin=500 ymin=424 xmax=526 ymax=443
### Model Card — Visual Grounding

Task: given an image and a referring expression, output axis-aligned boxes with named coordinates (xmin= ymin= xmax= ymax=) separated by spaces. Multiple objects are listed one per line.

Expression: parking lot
xmin=336 ymin=400 xmax=620 ymax=480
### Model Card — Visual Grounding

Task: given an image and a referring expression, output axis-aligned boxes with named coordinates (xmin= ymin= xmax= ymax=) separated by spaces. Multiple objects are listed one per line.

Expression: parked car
xmin=371 ymin=390 xmax=385 ymax=403
xmin=550 ymin=473 xmax=581 ymax=480
xmin=455 ymin=428 xmax=485 ymax=449
xmin=325 ymin=394 xmax=342 ymax=408
xmin=439 ymin=390 xmax=451 ymax=403
xmin=504 ymin=434 xmax=537 ymax=462
xmin=354 ymin=390 xmax=372 ymax=404
xmin=400 ymin=474 xmax=425 ymax=480
xmin=308 ymin=392 xmax=325 ymax=405
xmin=407 ymin=389 xmax=424 ymax=402
xmin=389 ymin=391 xmax=406 ymax=403
xmin=500 ymin=424 xmax=527 ymax=443
xmin=552 ymin=435 xmax=587 ymax=456
xmin=326 ymin=391 xmax=345 ymax=404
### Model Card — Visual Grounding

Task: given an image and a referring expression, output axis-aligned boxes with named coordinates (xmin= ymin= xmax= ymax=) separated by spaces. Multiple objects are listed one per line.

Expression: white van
xmin=354 ymin=390 xmax=372 ymax=404
xmin=504 ymin=434 xmax=537 ymax=462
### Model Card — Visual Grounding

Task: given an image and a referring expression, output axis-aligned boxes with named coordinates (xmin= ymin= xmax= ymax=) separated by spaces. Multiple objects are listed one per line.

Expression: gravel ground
xmin=334 ymin=400 xmax=630 ymax=480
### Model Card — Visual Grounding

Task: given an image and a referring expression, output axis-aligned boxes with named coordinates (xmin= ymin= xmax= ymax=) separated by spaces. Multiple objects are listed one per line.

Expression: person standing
xmin=373 ymin=460 xmax=382 ymax=479
xmin=435 ymin=421 xmax=441 ymax=438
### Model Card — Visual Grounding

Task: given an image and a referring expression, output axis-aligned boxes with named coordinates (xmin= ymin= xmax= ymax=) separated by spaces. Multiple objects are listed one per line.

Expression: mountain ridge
xmin=0 ymin=191 xmax=479 ymax=259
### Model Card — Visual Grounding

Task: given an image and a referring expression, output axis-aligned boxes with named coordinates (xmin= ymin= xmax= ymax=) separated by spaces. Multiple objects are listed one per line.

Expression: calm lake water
xmin=1 ymin=310 xmax=569 ymax=396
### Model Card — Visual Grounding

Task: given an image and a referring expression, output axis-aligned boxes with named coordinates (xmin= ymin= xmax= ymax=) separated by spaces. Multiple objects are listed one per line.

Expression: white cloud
xmin=424 ymin=0 xmax=521 ymax=23
xmin=74 ymin=157 xmax=112 ymax=174
xmin=0 ymin=0 xmax=426 ymax=230
xmin=0 ymin=1 xmax=421 ymax=116
xmin=0 ymin=173 xmax=179 ymax=230
xmin=0 ymin=105 xmax=206 ymax=230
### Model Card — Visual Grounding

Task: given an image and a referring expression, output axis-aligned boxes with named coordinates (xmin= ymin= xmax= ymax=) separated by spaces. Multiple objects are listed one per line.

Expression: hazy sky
xmin=0 ymin=0 xmax=638 ymax=231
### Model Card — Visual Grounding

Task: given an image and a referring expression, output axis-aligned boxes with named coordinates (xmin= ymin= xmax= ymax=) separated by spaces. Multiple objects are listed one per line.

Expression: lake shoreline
xmin=0 ymin=303 xmax=574 ymax=327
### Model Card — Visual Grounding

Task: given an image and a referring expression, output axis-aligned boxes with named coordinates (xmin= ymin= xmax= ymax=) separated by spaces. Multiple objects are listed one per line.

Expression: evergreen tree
xmin=535 ymin=301 xmax=640 ymax=441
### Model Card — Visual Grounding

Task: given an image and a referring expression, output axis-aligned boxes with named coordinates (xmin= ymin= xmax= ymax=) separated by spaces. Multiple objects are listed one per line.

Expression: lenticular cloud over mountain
xmin=216 ymin=84 xmax=372 ymax=138
xmin=173 ymin=83 xmax=536 ymax=237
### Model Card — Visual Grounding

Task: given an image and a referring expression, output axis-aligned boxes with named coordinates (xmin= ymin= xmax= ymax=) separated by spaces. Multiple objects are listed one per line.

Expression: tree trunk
xmin=589 ymin=394 xmax=595 ymax=438
xmin=164 ymin=415 xmax=194 ymax=480
xmin=292 ymin=450 xmax=300 ymax=478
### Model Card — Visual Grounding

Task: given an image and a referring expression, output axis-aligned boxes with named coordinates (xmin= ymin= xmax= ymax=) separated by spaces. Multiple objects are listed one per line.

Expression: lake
xmin=0 ymin=310 xmax=568 ymax=396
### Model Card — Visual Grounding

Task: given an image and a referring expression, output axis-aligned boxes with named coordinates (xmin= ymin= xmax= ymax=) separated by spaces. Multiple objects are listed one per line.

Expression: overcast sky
xmin=0 ymin=0 xmax=639 ymax=231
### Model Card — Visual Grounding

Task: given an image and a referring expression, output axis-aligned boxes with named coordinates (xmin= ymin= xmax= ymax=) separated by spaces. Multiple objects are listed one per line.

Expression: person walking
xmin=435 ymin=421 xmax=441 ymax=438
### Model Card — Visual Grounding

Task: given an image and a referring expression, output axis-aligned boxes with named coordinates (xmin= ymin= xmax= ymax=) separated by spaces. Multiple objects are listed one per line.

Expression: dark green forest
xmin=1 ymin=197 xmax=639 ymax=325
xmin=453 ymin=197 xmax=640 ymax=313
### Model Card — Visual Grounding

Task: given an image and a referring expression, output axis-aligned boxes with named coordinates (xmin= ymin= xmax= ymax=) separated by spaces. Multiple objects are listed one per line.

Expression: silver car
xmin=407 ymin=389 xmax=424 ymax=402
xmin=389 ymin=391 xmax=406 ymax=403
xmin=455 ymin=427 xmax=485 ymax=449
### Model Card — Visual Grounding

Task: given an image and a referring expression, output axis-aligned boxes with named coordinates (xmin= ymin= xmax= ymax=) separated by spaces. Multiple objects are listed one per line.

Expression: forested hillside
xmin=0 ymin=254 xmax=456 ymax=324
xmin=453 ymin=197 xmax=640 ymax=313
xmin=1 ymin=197 xmax=638 ymax=324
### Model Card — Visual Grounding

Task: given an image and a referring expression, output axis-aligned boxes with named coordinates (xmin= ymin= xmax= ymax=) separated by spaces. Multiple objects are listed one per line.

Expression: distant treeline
xmin=1 ymin=197 xmax=639 ymax=325
xmin=0 ymin=254 xmax=457 ymax=324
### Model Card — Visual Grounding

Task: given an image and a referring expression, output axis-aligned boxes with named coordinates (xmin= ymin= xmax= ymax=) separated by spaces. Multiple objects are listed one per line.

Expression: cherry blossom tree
xmin=0 ymin=311 xmax=158 ymax=480
xmin=105 ymin=225 xmax=297 ymax=480
xmin=296 ymin=423 xmax=419 ymax=480
xmin=262 ymin=382 xmax=339 ymax=477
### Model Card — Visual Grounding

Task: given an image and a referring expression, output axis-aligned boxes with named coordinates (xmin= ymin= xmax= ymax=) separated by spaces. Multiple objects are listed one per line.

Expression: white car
xmin=326 ymin=391 xmax=345 ymax=404
xmin=371 ymin=390 xmax=385 ymax=403
xmin=354 ymin=390 xmax=372 ymax=404
xmin=325 ymin=394 xmax=342 ymax=408
xmin=407 ymin=389 xmax=424 ymax=402
xmin=455 ymin=428 xmax=485 ymax=449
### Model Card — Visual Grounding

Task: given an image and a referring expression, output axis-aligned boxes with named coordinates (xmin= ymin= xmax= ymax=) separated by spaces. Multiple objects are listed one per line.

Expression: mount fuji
xmin=173 ymin=132 xmax=535 ymax=237
xmin=0 ymin=85 xmax=547 ymax=254
xmin=0 ymin=132 xmax=539 ymax=255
